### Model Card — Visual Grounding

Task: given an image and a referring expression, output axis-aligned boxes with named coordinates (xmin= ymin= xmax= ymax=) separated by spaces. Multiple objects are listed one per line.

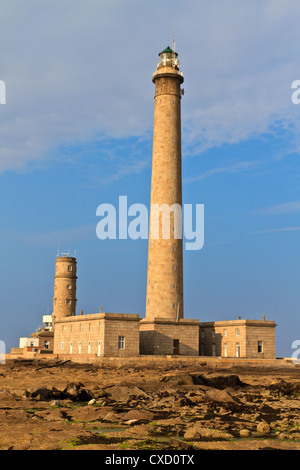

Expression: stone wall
xmin=140 ymin=318 xmax=199 ymax=355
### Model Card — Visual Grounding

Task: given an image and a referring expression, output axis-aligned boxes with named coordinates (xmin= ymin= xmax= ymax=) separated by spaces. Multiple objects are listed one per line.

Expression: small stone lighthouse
xmin=141 ymin=46 xmax=199 ymax=355
xmin=52 ymin=255 xmax=77 ymax=320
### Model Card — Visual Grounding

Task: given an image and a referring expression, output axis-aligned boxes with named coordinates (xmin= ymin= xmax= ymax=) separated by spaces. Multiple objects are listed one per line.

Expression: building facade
xmin=199 ymin=319 xmax=277 ymax=359
xmin=53 ymin=312 xmax=140 ymax=358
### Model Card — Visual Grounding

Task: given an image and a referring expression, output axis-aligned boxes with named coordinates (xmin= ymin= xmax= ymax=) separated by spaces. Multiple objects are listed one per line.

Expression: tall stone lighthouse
xmin=145 ymin=46 xmax=184 ymax=322
xmin=141 ymin=46 xmax=199 ymax=355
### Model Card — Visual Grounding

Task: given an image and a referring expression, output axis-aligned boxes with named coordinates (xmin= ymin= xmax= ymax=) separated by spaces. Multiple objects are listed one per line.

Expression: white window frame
xmin=118 ymin=336 xmax=125 ymax=350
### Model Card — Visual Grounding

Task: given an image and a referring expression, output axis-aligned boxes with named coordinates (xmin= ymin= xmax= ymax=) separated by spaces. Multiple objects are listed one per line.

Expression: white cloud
xmin=255 ymin=201 xmax=300 ymax=215
xmin=1 ymin=0 xmax=300 ymax=173
xmin=184 ymin=160 xmax=263 ymax=183
xmin=256 ymin=226 xmax=300 ymax=234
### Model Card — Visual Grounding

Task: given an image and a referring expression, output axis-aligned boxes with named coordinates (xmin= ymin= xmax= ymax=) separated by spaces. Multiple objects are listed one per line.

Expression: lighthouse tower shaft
xmin=53 ymin=256 xmax=77 ymax=320
xmin=145 ymin=47 xmax=184 ymax=322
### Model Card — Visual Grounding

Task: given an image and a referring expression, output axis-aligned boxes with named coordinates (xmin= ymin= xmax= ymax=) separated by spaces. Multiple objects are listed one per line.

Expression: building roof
xmin=159 ymin=46 xmax=178 ymax=56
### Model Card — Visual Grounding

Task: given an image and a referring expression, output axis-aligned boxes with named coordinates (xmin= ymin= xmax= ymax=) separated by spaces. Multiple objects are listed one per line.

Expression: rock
xmin=50 ymin=400 xmax=60 ymax=407
xmin=239 ymin=429 xmax=251 ymax=438
xmin=37 ymin=408 xmax=68 ymax=422
xmin=63 ymin=382 xmax=92 ymax=402
xmin=122 ymin=409 xmax=154 ymax=422
xmin=103 ymin=411 xmax=120 ymax=422
xmin=191 ymin=374 xmax=246 ymax=389
xmin=174 ymin=374 xmax=195 ymax=386
xmin=184 ymin=424 xmax=233 ymax=440
xmin=184 ymin=427 xmax=200 ymax=440
xmin=204 ymin=389 xmax=235 ymax=403
xmin=29 ymin=388 xmax=55 ymax=401
xmin=92 ymin=389 xmax=106 ymax=399
xmin=124 ymin=419 xmax=139 ymax=425
xmin=257 ymin=420 xmax=270 ymax=435
xmin=105 ymin=384 xmax=147 ymax=403
xmin=0 ymin=389 xmax=15 ymax=401
xmin=88 ymin=399 xmax=96 ymax=405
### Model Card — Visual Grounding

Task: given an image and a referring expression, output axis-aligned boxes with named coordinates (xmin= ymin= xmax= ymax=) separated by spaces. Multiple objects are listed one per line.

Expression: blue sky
xmin=1 ymin=0 xmax=300 ymax=357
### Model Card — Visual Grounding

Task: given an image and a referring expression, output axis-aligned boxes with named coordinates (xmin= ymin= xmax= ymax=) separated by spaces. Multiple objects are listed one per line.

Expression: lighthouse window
xmin=66 ymin=299 xmax=71 ymax=305
xmin=67 ymin=265 xmax=72 ymax=271
xmin=66 ymin=285 xmax=71 ymax=290
xmin=172 ymin=303 xmax=176 ymax=309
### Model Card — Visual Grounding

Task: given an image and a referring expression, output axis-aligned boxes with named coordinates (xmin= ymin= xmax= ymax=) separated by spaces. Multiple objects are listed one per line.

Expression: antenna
xmin=61 ymin=250 xmax=70 ymax=257
xmin=172 ymin=31 xmax=176 ymax=68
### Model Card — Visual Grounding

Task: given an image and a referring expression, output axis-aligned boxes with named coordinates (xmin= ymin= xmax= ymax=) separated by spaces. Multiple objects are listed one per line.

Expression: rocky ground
xmin=0 ymin=358 xmax=299 ymax=451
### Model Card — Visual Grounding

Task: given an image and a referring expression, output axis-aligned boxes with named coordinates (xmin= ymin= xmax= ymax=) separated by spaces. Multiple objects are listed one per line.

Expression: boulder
xmin=204 ymin=389 xmax=235 ymax=403
xmin=184 ymin=425 xmax=233 ymax=440
xmin=63 ymin=382 xmax=92 ymax=402
xmin=105 ymin=384 xmax=147 ymax=403
xmin=257 ymin=420 xmax=270 ymax=435
xmin=239 ymin=429 xmax=251 ymax=438
xmin=122 ymin=409 xmax=154 ymax=422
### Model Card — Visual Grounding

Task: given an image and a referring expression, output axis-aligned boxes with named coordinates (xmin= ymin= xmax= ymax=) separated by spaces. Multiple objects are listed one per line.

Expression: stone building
xmin=199 ymin=319 xmax=277 ymax=359
xmin=51 ymin=254 xmax=141 ymax=358
xmin=53 ymin=312 xmax=140 ymax=358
